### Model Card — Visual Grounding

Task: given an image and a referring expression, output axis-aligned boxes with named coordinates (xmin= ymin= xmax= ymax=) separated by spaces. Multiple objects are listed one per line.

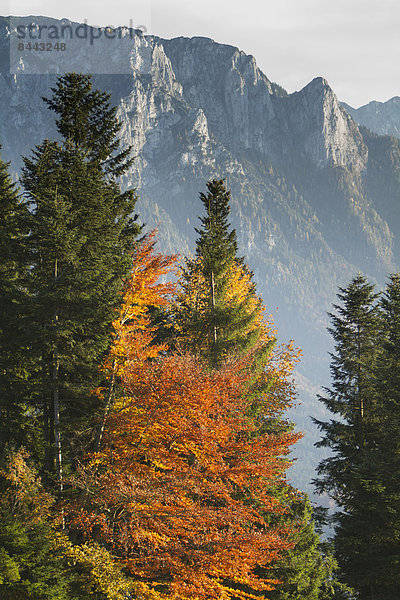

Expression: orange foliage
xmin=104 ymin=230 xmax=177 ymax=377
xmin=70 ymin=235 xmax=301 ymax=600
xmin=173 ymin=257 xmax=301 ymax=416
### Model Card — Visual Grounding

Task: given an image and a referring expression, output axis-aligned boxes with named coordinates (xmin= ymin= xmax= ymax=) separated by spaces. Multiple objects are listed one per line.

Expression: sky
xmin=4 ymin=0 xmax=400 ymax=107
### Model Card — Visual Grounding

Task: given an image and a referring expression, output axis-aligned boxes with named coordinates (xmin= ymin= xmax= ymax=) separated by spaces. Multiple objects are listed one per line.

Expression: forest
xmin=0 ymin=72 xmax=399 ymax=600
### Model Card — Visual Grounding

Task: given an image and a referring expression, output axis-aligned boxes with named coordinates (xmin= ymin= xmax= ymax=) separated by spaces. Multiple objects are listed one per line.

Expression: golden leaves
xmin=70 ymin=232 xmax=302 ymax=599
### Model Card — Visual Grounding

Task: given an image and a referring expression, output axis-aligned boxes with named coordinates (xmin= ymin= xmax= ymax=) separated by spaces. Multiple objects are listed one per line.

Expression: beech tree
xmin=70 ymin=234 xmax=301 ymax=600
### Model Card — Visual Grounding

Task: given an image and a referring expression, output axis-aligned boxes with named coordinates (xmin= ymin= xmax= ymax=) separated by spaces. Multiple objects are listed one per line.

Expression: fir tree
xmin=173 ymin=178 xmax=274 ymax=378
xmin=266 ymin=494 xmax=339 ymax=600
xmin=0 ymin=149 xmax=30 ymax=449
xmin=313 ymin=275 xmax=383 ymax=600
xmin=368 ymin=274 xmax=400 ymax=599
xmin=0 ymin=448 xmax=134 ymax=600
xmin=21 ymin=74 xmax=141 ymax=477
xmin=43 ymin=72 xmax=133 ymax=177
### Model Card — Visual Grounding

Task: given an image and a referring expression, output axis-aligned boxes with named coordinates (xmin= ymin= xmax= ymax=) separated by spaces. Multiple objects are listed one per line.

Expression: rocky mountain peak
xmin=342 ymin=96 xmax=400 ymax=139
xmin=282 ymin=76 xmax=368 ymax=171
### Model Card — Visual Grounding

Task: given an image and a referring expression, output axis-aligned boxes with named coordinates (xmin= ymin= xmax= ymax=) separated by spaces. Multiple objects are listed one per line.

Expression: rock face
xmin=284 ymin=77 xmax=368 ymax=172
xmin=2 ymin=16 xmax=400 ymax=493
xmin=343 ymin=97 xmax=400 ymax=139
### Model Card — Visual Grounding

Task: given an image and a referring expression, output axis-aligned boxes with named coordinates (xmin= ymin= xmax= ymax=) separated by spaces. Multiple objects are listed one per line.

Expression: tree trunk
xmin=52 ymin=256 xmax=64 ymax=526
xmin=210 ymin=269 xmax=218 ymax=369
xmin=96 ymin=362 xmax=116 ymax=452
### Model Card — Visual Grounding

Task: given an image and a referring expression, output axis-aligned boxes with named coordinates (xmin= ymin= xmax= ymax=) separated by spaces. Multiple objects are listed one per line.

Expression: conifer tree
xmin=21 ymin=74 xmax=141 ymax=477
xmin=181 ymin=179 xmax=243 ymax=368
xmin=43 ymin=72 xmax=133 ymax=177
xmin=266 ymin=494 xmax=334 ymax=600
xmin=173 ymin=179 xmax=277 ymax=388
xmin=0 ymin=448 xmax=135 ymax=599
xmin=369 ymin=274 xmax=400 ymax=599
xmin=314 ymin=275 xmax=383 ymax=600
xmin=0 ymin=149 xmax=30 ymax=449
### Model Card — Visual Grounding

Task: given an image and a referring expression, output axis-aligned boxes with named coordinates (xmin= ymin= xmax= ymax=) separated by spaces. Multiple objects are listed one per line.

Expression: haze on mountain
xmin=1 ymin=15 xmax=400 ymax=493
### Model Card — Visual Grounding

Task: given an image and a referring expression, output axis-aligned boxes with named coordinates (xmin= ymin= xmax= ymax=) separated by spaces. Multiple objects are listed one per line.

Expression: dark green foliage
xmin=20 ymin=73 xmax=141 ymax=471
xmin=0 ymin=449 xmax=131 ymax=600
xmin=267 ymin=494 xmax=343 ymax=600
xmin=175 ymin=178 xmax=272 ymax=372
xmin=313 ymin=275 xmax=400 ymax=599
xmin=43 ymin=72 xmax=134 ymax=177
xmin=366 ymin=274 xmax=400 ymax=599
xmin=0 ymin=150 xmax=31 ymax=448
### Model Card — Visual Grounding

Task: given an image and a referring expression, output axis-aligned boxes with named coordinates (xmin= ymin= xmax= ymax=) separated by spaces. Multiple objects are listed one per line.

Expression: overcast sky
xmin=5 ymin=0 xmax=400 ymax=107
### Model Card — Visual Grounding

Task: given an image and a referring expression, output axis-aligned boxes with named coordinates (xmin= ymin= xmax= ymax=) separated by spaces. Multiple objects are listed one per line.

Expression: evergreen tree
xmin=313 ymin=275 xmax=383 ymax=600
xmin=266 ymin=494 xmax=338 ymax=600
xmin=0 ymin=149 xmax=30 ymax=449
xmin=0 ymin=449 xmax=72 ymax=599
xmin=173 ymin=178 xmax=274 ymax=381
xmin=368 ymin=274 xmax=400 ymax=599
xmin=21 ymin=74 xmax=141 ymax=477
xmin=43 ymin=72 xmax=133 ymax=177
xmin=0 ymin=448 xmax=134 ymax=600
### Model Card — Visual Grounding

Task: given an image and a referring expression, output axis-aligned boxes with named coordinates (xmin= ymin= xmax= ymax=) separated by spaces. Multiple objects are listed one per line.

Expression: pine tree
xmin=21 ymin=74 xmax=141 ymax=477
xmin=313 ymin=275 xmax=383 ymax=600
xmin=0 ymin=149 xmax=30 ymax=449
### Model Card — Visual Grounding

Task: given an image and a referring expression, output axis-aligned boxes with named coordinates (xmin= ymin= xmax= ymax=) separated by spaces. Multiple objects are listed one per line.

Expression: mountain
xmin=2 ymin=16 xmax=400 ymax=493
xmin=343 ymin=97 xmax=400 ymax=138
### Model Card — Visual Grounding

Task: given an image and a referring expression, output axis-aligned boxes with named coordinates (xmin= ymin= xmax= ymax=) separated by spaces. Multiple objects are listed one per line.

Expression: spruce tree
xmin=369 ymin=274 xmax=400 ymax=599
xmin=0 ymin=149 xmax=30 ymax=449
xmin=313 ymin=275 xmax=383 ymax=600
xmin=173 ymin=178 xmax=273 ymax=375
xmin=266 ymin=494 xmax=338 ymax=600
xmin=43 ymin=72 xmax=133 ymax=177
xmin=21 ymin=74 xmax=141 ymax=477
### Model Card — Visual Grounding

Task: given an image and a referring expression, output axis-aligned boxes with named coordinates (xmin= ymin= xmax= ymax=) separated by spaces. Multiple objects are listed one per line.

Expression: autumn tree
xmin=69 ymin=234 xmax=301 ymax=600
xmin=0 ymin=447 xmax=143 ymax=600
